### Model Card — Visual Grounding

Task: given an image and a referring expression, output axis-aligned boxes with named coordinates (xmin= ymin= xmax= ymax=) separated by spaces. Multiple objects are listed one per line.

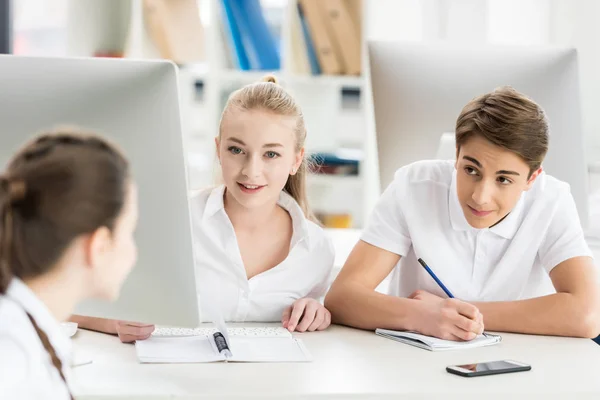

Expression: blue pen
xmin=417 ymin=258 xmax=454 ymax=298
xmin=417 ymin=257 xmax=487 ymax=337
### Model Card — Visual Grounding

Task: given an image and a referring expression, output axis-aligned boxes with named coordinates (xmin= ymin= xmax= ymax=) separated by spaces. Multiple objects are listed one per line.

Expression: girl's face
xmin=216 ymin=109 xmax=303 ymax=210
xmin=89 ymin=182 xmax=139 ymax=301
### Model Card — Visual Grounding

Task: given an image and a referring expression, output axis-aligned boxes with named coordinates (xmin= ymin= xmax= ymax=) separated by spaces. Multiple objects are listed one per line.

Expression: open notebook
xmin=136 ymin=321 xmax=312 ymax=363
xmin=375 ymin=329 xmax=502 ymax=352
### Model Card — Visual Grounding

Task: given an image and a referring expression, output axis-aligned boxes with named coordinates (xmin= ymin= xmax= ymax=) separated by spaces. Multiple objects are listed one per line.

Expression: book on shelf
xmin=293 ymin=1 xmax=319 ymax=75
xmin=319 ymin=0 xmax=361 ymax=75
xmin=294 ymin=0 xmax=362 ymax=76
xmin=143 ymin=0 xmax=204 ymax=64
xmin=297 ymin=0 xmax=341 ymax=75
xmin=218 ymin=0 xmax=281 ymax=71
xmin=310 ymin=150 xmax=361 ymax=176
xmin=315 ymin=212 xmax=353 ymax=229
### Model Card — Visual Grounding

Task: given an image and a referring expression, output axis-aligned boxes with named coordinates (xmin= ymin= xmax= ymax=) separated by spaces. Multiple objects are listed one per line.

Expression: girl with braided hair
xmin=0 ymin=129 xmax=138 ymax=399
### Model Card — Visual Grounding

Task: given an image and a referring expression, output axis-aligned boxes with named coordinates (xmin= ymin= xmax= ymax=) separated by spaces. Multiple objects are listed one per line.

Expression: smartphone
xmin=446 ymin=360 xmax=531 ymax=377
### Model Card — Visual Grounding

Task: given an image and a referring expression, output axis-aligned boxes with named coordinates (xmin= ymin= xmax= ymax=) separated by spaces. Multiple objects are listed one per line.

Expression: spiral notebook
xmin=135 ymin=319 xmax=312 ymax=363
xmin=375 ymin=329 xmax=502 ymax=352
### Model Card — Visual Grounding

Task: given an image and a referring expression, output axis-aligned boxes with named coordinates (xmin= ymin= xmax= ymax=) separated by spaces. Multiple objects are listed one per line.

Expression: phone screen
xmin=456 ymin=360 xmax=526 ymax=373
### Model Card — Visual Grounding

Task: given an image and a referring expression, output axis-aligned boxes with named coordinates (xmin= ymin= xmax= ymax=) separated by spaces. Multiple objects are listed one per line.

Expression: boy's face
xmin=455 ymin=135 xmax=542 ymax=229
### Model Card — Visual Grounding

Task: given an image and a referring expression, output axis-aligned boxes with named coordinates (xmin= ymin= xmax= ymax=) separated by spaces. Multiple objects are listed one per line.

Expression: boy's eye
xmin=498 ymin=176 xmax=512 ymax=185
xmin=464 ymin=166 xmax=478 ymax=175
xmin=228 ymin=146 xmax=243 ymax=155
xmin=265 ymin=151 xmax=279 ymax=159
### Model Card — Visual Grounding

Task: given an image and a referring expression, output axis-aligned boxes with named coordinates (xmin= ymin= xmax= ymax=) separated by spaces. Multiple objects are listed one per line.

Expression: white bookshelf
xmin=65 ymin=0 xmax=369 ymax=228
xmin=175 ymin=0 xmax=368 ymax=228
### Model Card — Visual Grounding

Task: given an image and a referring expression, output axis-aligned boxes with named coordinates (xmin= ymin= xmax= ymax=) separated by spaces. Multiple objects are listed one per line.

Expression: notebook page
xmin=400 ymin=331 xmax=500 ymax=349
xmin=153 ymin=326 xmax=292 ymax=338
xmin=376 ymin=329 xmax=501 ymax=351
xmin=135 ymin=336 xmax=223 ymax=363
xmin=228 ymin=337 xmax=312 ymax=362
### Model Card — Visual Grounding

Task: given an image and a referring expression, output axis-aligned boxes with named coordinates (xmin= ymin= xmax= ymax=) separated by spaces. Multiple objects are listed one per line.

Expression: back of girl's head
xmin=0 ymin=129 xmax=129 ymax=293
xmin=219 ymin=75 xmax=315 ymax=221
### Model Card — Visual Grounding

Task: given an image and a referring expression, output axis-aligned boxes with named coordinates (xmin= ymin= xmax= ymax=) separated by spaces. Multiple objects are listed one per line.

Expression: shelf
xmin=307 ymin=174 xmax=362 ymax=187
xmin=287 ymin=74 xmax=364 ymax=89
xmin=214 ymin=69 xmax=281 ymax=85
xmin=208 ymin=69 xmax=364 ymax=89
xmin=178 ymin=63 xmax=209 ymax=80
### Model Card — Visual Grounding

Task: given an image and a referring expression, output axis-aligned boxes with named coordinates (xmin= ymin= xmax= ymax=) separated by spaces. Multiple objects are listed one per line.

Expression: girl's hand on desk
xmin=115 ymin=321 xmax=156 ymax=343
xmin=282 ymin=298 xmax=331 ymax=333
xmin=408 ymin=290 xmax=484 ymax=341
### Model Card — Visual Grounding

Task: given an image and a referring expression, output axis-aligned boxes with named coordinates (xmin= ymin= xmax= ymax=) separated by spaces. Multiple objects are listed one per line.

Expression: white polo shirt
xmin=190 ymin=185 xmax=335 ymax=322
xmin=0 ymin=278 xmax=72 ymax=400
xmin=361 ymin=160 xmax=593 ymax=301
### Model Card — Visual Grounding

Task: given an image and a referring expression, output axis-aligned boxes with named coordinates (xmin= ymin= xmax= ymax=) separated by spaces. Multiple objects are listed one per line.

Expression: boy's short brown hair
xmin=455 ymin=86 xmax=549 ymax=177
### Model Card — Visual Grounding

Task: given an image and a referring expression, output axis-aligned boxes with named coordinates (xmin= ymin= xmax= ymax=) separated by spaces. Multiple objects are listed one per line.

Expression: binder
xmin=345 ymin=0 xmax=363 ymax=37
xmin=142 ymin=0 xmax=204 ymax=64
xmin=237 ymin=0 xmax=281 ymax=70
xmin=298 ymin=0 xmax=342 ymax=75
xmin=297 ymin=2 xmax=321 ymax=75
xmin=320 ymin=0 xmax=361 ymax=75
xmin=227 ymin=0 xmax=261 ymax=69
xmin=289 ymin=0 xmax=312 ymax=75
xmin=219 ymin=0 xmax=250 ymax=70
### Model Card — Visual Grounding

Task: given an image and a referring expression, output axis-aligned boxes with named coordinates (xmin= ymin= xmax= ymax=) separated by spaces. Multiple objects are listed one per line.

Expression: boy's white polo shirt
xmin=190 ymin=185 xmax=334 ymax=322
xmin=361 ymin=160 xmax=592 ymax=301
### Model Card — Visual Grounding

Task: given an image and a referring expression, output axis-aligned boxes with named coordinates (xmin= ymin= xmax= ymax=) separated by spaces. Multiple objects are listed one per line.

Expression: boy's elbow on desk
xmin=577 ymin=306 xmax=600 ymax=339
xmin=323 ymin=286 xmax=341 ymax=315
xmin=324 ymin=282 xmax=353 ymax=323
xmin=558 ymin=298 xmax=600 ymax=338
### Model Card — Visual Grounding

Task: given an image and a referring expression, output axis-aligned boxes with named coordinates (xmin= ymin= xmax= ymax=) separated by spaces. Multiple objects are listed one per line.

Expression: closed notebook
xmin=136 ymin=326 xmax=312 ymax=363
xmin=375 ymin=329 xmax=502 ymax=352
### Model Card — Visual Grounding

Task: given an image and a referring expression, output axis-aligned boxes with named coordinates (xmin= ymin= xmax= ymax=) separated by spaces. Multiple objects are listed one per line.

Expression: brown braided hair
xmin=26 ymin=312 xmax=74 ymax=399
xmin=0 ymin=129 xmax=129 ymax=294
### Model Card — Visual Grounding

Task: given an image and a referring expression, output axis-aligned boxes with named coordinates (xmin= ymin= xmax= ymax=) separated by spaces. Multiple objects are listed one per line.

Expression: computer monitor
xmin=0 ymin=55 xmax=200 ymax=327
xmin=367 ymin=43 xmax=588 ymax=228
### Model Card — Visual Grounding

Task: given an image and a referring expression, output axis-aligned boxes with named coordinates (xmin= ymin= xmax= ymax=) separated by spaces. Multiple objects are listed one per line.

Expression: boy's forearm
xmin=70 ymin=315 xmax=117 ymax=334
xmin=474 ymin=293 xmax=600 ymax=338
xmin=325 ymin=281 xmax=417 ymax=331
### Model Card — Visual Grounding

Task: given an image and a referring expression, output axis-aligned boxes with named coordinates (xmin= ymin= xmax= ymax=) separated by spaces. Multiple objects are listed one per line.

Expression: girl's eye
xmin=265 ymin=151 xmax=279 ymax=159
xmin=228 ymin=146 xmax=243 ymax=155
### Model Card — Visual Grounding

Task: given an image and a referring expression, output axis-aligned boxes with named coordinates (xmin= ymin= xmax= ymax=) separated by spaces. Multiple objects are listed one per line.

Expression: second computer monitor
xmin=368 ymin=43 xmax=588 ymax=227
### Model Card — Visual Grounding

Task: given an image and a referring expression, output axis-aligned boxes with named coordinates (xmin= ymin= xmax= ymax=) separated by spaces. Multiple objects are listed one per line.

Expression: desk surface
xmin=71 ymin=324 xmax=600 ymax=400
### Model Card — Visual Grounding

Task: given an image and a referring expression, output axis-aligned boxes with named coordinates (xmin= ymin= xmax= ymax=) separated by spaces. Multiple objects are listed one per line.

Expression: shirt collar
xmin=448 ymin=169 xmax=525 ymax=239
xmin=202 ymin=185 xmax=312 ymax=249
xmin=6 ymin=277 xmax=72 ymax=366
xmin=203 ymin=185 xmax=227 ymax=220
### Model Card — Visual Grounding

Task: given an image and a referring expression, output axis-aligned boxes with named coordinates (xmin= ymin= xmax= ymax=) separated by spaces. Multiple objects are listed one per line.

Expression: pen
xmin=417 ymin=257 xmax=488 ymax=338
xmin=417 ymin=258 xmax=454 ymax=298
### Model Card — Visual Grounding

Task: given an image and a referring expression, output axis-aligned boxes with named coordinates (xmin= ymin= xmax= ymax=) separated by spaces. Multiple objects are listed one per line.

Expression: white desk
xmin=71 ymin=324 xmax=600 ymax=400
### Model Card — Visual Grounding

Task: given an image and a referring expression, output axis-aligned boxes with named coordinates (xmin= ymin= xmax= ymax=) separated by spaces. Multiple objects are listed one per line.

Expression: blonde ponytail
xmin=219 ymin=75 xmax=316 ymax=222
xmin=260 ymin=74 xmax=278 ymax=84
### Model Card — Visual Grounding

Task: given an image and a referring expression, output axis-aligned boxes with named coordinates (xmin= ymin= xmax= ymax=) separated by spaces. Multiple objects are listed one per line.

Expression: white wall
xmin=365 ymin=0 xmax=423 ymax=42
xmin=66 ymin=0 xmax=131 ymax=56
xmin=549 ymin=0 xmax=600 ymax=159
xmin=364 ymin=0 xmax=600 ymax=161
